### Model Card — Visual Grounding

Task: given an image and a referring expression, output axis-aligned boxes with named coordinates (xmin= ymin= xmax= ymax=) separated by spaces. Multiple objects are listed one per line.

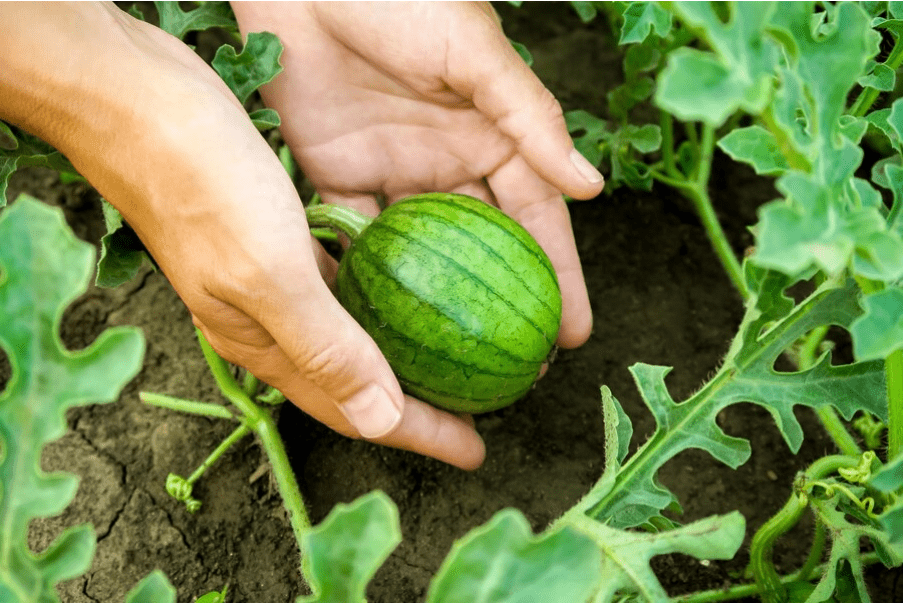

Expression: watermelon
xmin=310 ymin=193 xmax=562 ymax=413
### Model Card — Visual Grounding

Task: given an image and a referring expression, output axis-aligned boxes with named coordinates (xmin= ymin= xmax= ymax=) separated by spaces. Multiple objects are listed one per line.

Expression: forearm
xmin=0 ymin=3 xmax=258 ymax=246
xmin=0 ymin=3 xmax=142 ymax=162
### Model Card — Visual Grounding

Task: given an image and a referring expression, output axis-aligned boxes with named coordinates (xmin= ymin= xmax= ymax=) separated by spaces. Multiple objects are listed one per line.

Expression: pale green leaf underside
xmin=717 ymin=126 xmax=789 ymax=175
xmin=808 ymin=491 xmax=903 ymax=601
xmin=619 ymin=2 xmax=672 ymax=45
xmin=851 ymin=287 xmax=903 ymax=360
xmin=125 ymin=571 xmax=176 ymax=603
xmin=0 ymin=195 xmax=145 ymax=601
xmin=428 ymin=510 xmax=601 ymax=603
xmin=569 ymin=511 xmax=744 ymax=602
xmin=297 ymin=490 xmax=401 ymax=603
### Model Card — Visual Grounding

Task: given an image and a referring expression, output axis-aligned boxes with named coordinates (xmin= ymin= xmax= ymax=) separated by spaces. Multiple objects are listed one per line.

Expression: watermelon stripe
xmin=386 ymin=205 xmax=560 ymax=322
xmin=340 ymin=263 xmax=540 ymax=383
xmin=390 ymin=198 xmax=559 ymax=286
xmin=364 ymin=221 xmax=557 ymax=348
xmin=349 ymin=245 xmax=548 ymax=368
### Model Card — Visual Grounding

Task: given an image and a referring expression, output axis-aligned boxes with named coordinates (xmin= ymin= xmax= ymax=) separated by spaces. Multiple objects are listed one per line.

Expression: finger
xmin=373 ymin=395 xmax=486 ymax=470
xmin=445 ymin=22 xmax=605 ymax=201
xmin=488 ymin=155 xmax=592 ymax=348
xmin=195 ymin=316 xmax=485 ymax=468
xmin=221 ymin=266 xmax=406 ymax=439
xmin=319 ymin=191 xmax=382 ymax=218
xmin=386 ymin=180 xmax=497 ymax=207
xmin=309 ymin=236 xmax=340 ymax=289
xmin=449 ymin=180 xmax=497 ymax=207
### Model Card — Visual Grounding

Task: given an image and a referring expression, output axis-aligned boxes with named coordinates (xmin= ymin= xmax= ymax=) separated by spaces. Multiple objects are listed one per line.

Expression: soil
xmin=5 ymin=3 xmax=902 ymax=602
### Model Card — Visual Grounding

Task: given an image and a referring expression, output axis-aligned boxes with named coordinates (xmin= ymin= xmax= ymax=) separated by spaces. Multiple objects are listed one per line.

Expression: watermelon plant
xmin=5 ymin=0 xmax=903 ymax=601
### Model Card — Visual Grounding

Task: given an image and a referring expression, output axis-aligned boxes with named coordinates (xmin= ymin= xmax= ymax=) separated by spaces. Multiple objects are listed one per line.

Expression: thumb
xmin=206 ymin=269 xmax=406 ymax=440
xmin=447 ymin=20 xmax=605 ymax=199
xmin=284 ymin=293 xmax=405 ymax=439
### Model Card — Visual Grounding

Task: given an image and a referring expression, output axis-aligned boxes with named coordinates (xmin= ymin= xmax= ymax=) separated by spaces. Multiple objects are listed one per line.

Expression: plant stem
xmin=849 ymin=34 xmax=903 ymax=118
xmin=794 ymin=521 xmax=826 ymax=582
xmin=748 ymin=490 xmax=809 ymax=603
xmin=886 ymin=348 xmax=903 ymax=460
xmin=815 ymin=407 xmax=862 ymax=457
xmin=185 ymin=422 xmax=252 ymax=487
xmin=195 ymin=329 xmax=312 ymax=564
xmin=305 ymin=203 xmax=373 ymax=240
xmin=256 ymin=412 xmax=312 ymax=550
xmin=242 ymin=370 xmax=260 ymax=397
xmin=796 ymin=324 xmax=862 ymax=456
xmin=140 ymin=392 xmax=234 ymax=420
xmin=747 ymin=455 xmax=860 ymax=603
xmin=685 ymin=181 xmax=748 ymax=300
xmin=671 ymin=552 xmax=884 ymax=602
xmin=653 ymin=120 xmax=748 ymax=299
xmin=660 ymin=110 xmax=679 ymax=178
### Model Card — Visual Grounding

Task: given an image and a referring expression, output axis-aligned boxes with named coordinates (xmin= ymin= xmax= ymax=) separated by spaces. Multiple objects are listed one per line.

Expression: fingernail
xmin=570 ymin=148 xmax=604 ymax=184
xmin=339 ymin=384 xmax=402 ymax=439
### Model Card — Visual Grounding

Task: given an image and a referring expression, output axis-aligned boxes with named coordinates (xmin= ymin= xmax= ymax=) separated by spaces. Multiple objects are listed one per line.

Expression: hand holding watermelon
xmin=0 ymin=1 xmax=603 ymax=470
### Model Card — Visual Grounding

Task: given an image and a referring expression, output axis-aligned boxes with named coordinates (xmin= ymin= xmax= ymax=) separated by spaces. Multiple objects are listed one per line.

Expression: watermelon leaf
xmin=153 ymin=1 xmax=237 ymax=40
xmin=125 ymin=571 xmax=177 ymax=603
xmin=0 ymin=195 xmax=145 ymax=600
xmin=584 ymin=266 xmax=886 ymax=529
xmin=427 ymin=510 xmax=601 ymax=603
xmin=296 ymin=491 xmax=401 ymax=603
xmin=212 ymin=31 xmax=284 ymax=105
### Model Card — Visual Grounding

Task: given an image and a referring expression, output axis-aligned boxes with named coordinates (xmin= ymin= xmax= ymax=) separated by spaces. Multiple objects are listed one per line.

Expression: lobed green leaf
xmin=870 ymin=455 xmax=903 ymax=543
xmin=153 ymin=1 xmax=237 ymax=40
xmin=0 ymin=196 xmax=145 ymax=601
xmin=296 ymin=491 xmax=401 ymax=603
xmin=212 ymin=31 xmax=284 ymax=105
xmin=96 ymin=200 xmax=152 ymax=288
xmin=125 ymin=571 xmax=177 ymax=603
xmin=655 ymin=2 xmax=779 ymax=125
xmin=619 ymin=2 xmax=672 ymax=45
xmin=585 ymin=268 xmax=886 ymax=528
xmin=717 ymin=126 xmax=789 ymax=176
xmin=850 ymin=287 xmax=903 ymax=361
xmin=427 ymin=511 xmax=601 ymax=603
xmin=0 ymin=125 xmax=80 ymax=208
xmin=807 ymin=488 xmax=903 ymax=601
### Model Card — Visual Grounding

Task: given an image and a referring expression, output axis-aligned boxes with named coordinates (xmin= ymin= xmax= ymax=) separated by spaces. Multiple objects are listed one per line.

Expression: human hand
xmin=0 ymin=2 xmax=485 ymax=469
xmin=231 ymin=1 xmax=605 ymax=349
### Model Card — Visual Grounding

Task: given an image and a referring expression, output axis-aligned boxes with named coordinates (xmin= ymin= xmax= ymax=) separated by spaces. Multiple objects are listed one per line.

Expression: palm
xmin=233 ymin=1 xmax=602 ymax=348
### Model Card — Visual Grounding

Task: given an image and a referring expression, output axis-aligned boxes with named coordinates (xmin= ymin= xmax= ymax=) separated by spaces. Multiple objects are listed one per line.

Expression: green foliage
xmin=619 ymin=2 xmax=671 ymax=45
xmin=807 ymin=486 xmax=903 ymax=601
xmin=297 ymin=491 xmax=401 ymax=603
xmin=870 ymin=455 xmax=903 ymax=543
xmin=125 ymin=571 xmax=176 ymax=603
xmin=96 ymin=201 xmax=153 ymax=288
xmin=0 ymin=195 xmax=145 ymax=601
xmin=427 ymin=511 xmax=601 ymax=603
xmin=194 ymin=584 xmax=228 ymax=603
xmin=211 ymin=31 xmax=284 ymax=105
xmin=586 ymin=267 xmax=886 ymax=528
xmin=153 ymin=1 xmax=237 ymax=40
xmin=0 ymin=125 xmax=81 ymax=207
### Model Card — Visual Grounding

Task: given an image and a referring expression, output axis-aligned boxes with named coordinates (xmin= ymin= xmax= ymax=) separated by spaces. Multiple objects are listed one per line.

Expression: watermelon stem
xmin=305 ymin=203 xmax=373 ymax=241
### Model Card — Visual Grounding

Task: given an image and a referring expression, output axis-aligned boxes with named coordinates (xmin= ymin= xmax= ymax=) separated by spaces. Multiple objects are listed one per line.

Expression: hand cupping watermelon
xmin=308 ymin=193 xmax=562 ymax=413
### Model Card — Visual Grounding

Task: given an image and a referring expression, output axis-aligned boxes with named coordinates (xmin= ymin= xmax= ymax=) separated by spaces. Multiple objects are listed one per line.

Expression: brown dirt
xmin=5 ymin=3 xmax=901 ymax=602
